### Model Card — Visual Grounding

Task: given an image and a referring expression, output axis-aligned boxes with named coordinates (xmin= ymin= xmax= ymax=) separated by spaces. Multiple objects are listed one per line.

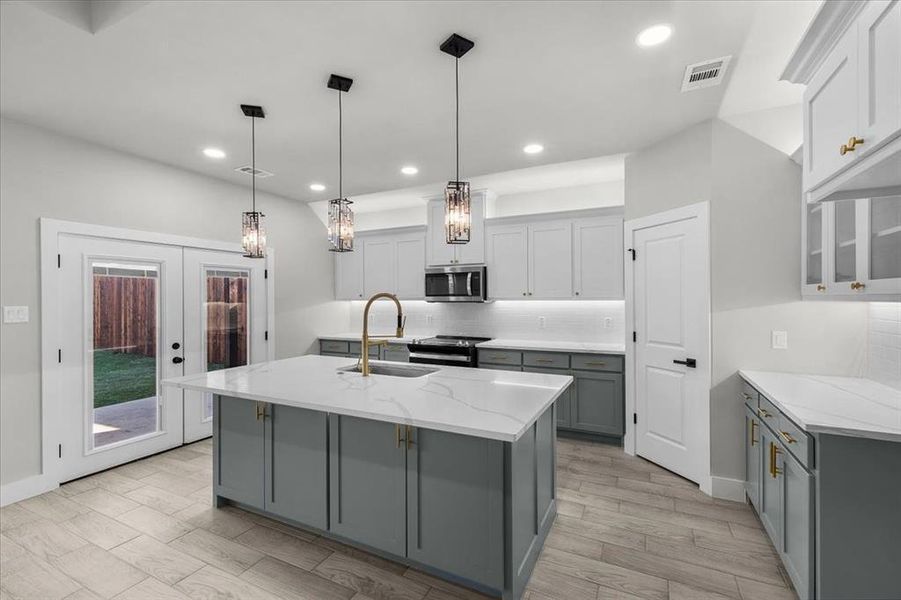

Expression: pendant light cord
xmin=338 ymin=90 xmax=343 ymax=200
xmin=251 ymin=115 xmax=256 ymax=214
xmin=455 ymin=56 xmax=460 ymax=185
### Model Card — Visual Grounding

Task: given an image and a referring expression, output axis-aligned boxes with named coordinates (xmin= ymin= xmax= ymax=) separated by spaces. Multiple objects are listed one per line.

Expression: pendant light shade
xmin=327 ymin=74 xmax=355 ymax=252
xmin=440 ymin=33 xmax=474 ymax=244
xmin=240 ymin=104 xmax=266 ymax=258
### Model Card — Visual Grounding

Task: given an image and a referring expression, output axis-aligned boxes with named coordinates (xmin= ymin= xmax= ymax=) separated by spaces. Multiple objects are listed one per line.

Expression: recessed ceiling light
xmin=523 ymin=143 xmax=544 ymax=155
xmin=401 ymin=166 xmax=419 ymax=175
xmin=636 ymin=24 xmax=672 ymax=48
xmin=309 ymin=183 xmax=326 ymax=192
xmin=202 ymin=147 xmax=226 ymax=159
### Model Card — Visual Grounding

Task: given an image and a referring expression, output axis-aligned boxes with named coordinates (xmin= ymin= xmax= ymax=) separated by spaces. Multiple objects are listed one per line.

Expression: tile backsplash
xmin=346 ymin=300 xmax=626 ymax=344
xmin=868 ymin=302 xmax=901 ymax=390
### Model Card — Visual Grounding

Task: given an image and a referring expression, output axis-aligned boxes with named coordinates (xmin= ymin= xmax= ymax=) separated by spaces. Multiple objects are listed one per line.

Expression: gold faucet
xmin=360 ymin=292 xmax=405 ymax=376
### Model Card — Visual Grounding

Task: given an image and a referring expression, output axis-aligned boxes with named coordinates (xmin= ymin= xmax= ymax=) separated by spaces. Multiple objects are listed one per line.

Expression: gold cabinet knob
xmin=840 ymin=136 xmax=865 ymax=155
xmin=816 ymin=284 xmax=826 ymax=292
xmin=850 ymin=281 xmax=866 ymax=291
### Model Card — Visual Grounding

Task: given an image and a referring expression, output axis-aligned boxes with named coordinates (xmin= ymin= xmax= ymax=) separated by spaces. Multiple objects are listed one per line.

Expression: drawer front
xmin=756 ymin=395 xmax=780 ymax=430
xmin=776 ymin=411 xmax=813 ymax=469
xmin=478 ymin=350 xmax=523 ymax=366
xmin=570 ymin=354 xmax=623 ymax=372
xmin=320 ymin=340 xmax=350 ymax=355
xmin=349 ymin=342 xmax=380 ymax=358
xmin=523 ymin=352 xmax=569 ymax=369
xmin=740 ymin=380 xmax=759 ymax=409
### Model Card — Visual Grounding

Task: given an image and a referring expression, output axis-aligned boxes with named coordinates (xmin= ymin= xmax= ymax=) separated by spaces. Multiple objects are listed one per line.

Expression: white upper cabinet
xmin=395 ymin=233 xmax=425 ymax=299
xmin=486 ymin=223 xmax=529 ymax=299
xmin=528 ymin=220 xmax=573 ymax=298
xmin=485 ymin=209 xmax=624 ymax=300
xmin=335 ymin=249 xmax=364 ymax=300
xmin=425 ymin=190 xmax=490 ymax=266
xmin=862 ymin=194 xmax=901 ymax=294
xmin=786 ymin=0 xmax=901 ymax=202
xmin=574 ymin=217 xmax=624 ymax=299
xmin=363 ymin=236 xmax=396 ymax=298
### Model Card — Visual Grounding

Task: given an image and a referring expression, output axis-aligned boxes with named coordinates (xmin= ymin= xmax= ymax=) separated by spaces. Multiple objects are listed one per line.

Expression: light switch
xmin=771 ymin=330 xmax=788 ymax=350
xmin=3 ymin=306 xmax=29 ymax=324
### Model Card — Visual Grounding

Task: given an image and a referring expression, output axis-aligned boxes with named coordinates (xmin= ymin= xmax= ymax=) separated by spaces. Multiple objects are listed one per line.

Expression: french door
xmin=56 ymin=235 xmax=268 ymax=482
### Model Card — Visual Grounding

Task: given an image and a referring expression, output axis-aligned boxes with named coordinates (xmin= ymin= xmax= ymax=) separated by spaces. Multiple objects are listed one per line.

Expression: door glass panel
xmin=870 ymin=196 xmax=901 ymax=281
xmin=806 ymin=204 xmax=823 ymax=285
xmin=92 ymin=262 xmax=160 ymax=448
xmin=833 ymin=199 xmax=856 ymax=282
xmin=203 ymin=269 xmax=250 ymax=420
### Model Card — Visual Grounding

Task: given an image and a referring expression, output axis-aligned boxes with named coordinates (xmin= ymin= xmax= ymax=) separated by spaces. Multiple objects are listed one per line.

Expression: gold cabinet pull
xmin=395 ymin=424 xmax=404 ymax=449
xmin=850 ymin=281 xmax=866 ymax=291
xmin=585 ymin=361 xmax=607 ymax=367
xmin=490 ymin=355 xmax=509 ymax=361
xmin=406 ymin=425 xmax=415 ymax=450
xmin=757 ymin=407 xmax=772 ymax=419
xmin=780 ymin=430 xmax=797 ymax=444
xmin=749 ymin=420 xmax=758 ymax=446
xmin=255 ymin=402 xmax=265 ymax=421
xmin=769 ymin=442 xmax=783 ymax=478
xmin=816 ymin=284 xmax=826 ymax=292
xmin=839 ymin=136 xmax=865 ymax=155
xmin=535 ymin=359 xmax=554 ymax=364
xmin=741 ymin=392 xmax=753 ymax=401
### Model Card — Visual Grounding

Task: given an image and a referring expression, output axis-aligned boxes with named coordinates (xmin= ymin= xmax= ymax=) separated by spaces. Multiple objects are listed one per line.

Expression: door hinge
xmin=58 ymin=444 xmax=62 ymax=458
xmin=264 ymin=269 xmax=268 ymax=279
xmin=58 ymin=349 xmax=62 ymax=363
xmin=264 ymin=330 xmax=269 ymax=341
xmin=57 ymin=254 xmax=61 ymax=268
xmin=632 ymin=331 xmax=637 ymax=343
xmin=633 ymin=413 xmax=637 ymax=424
xmin=627 ymin=248 xmax=636 ymax=261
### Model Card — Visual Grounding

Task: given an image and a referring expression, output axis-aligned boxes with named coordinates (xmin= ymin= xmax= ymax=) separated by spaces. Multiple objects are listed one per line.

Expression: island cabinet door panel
xmin=405 ymin=428 xmax=505 ymax=589
xmin=780 ymin=449 xmax=814 ymax=600
xmin=744 ymin=406 xmax=762 ymax=512
xmin=570 ymin=371 xmax=624 ymax=436
xmin=328 ymin=415 xmax=406 ymax=556
xmin=758 ymin=427 xmax=783 ymax=545
xmin=263 ymin=405 xmax=328 ymax=530
xmin=214 ymin=396 xmax=264 ymax=509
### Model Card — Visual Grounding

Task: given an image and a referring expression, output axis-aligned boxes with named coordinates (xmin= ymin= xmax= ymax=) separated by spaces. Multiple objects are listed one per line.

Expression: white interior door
xmin=57 ymin=235 xmax=185 ymax=482
xmin=183 ymin=249 xmax=267 ymax=442
xmin=630 ymin=206 xmax=709 ymax=485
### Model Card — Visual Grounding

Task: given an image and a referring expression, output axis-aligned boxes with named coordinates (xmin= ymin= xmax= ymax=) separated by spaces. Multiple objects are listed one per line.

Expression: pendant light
xmin=240 ymin=104 xmax=266 ymax=258
xmin=327 ymin=74 xmax=355 ymax=252
xmin=440 ymin=33 xmax=475 ymax=244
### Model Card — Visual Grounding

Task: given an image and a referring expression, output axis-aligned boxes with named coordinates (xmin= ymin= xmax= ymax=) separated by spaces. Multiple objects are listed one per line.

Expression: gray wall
xmin=625 ymin=119 xmax=868 ymax=483
xmin=0 ymin=117 xmax=345 ymax=486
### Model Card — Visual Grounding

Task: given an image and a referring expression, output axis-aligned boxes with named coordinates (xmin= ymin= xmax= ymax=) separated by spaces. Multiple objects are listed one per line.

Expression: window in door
xmin=202 ymin=269 xmax=250 ymax=420
xmin=91 ymin=262 xmax=161 ymax=449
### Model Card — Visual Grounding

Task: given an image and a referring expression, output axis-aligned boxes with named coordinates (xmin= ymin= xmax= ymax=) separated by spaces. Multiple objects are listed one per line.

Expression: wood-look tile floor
xmin=0 ymin=437 xmax=797 ymax=600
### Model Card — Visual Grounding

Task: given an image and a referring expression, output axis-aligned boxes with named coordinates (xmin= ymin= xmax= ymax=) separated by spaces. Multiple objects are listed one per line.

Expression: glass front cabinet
xmin=803 ymin=195 xmax=901 ymax=300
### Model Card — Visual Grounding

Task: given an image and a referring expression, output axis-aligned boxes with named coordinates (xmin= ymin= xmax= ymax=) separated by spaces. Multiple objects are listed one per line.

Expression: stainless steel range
xmin=407 ymin=335 xmax=492 ymax=368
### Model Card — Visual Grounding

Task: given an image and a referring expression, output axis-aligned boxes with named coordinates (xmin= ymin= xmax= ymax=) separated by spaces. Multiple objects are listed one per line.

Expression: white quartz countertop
xmin=476 ymin=339 xmax=626 ymax=355
xmin=318 ymin=333 xmax=425 ymax=345
xmin=164 ymin=355 xmax=572 ymax=442
xmin=739 ymin=370 xmax=901 ymax=443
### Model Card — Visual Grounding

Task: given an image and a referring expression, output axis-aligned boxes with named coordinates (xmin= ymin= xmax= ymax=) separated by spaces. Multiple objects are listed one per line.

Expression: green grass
xmin=93 ymin=350 xmax=157 ymax=408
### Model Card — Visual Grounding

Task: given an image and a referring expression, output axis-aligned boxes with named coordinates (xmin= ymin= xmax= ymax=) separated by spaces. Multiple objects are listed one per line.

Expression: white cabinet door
xmin=395 ymin=234 xmax=425 ymax=299
xmin=486 ymin=224 xmax=528 ymax=299
xmin=363 ymin=236 xmax=396 ymax=297
xmin=426 ymin=199 xmax=457 ymax=266
xmin=528 ymin=220 xmax=573 ymax=298
xmin=454 ymin=192 xmax=486 ymax=265
xmin=574 ymin=217 xmax=624 ymax=299
xmin=335 ymin=249 xmax=364 ymax=300
xmin=862 ymin=195 xmax=901 ymax=295
xmin=803 ymin=27 xmax=860 ymax=192
xmin=801 ymin=202 xmax=828 ymax=296
xmin=858 ymin=0 xmax=901 ymax=151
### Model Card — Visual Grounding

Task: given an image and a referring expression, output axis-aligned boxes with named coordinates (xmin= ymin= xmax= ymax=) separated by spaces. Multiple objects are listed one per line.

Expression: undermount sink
xmin=337 ymin=363 xmax=439 ymax=378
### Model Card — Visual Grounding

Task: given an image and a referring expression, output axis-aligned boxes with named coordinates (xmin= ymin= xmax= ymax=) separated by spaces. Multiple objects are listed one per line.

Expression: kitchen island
xmin=164 ymin=354 xmax=573 ymax=600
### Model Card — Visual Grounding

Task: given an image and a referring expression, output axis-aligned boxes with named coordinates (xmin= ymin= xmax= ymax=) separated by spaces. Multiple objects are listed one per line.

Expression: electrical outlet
xmin=604 ymin=317 xmax=613 ymax=329
xmin=3 ymin=306 xmax=29 ymax=324
xmin=538 ymin=316 xmax=546 ymax=329
xmin=771 ymin=330 xmax=788 ymax=350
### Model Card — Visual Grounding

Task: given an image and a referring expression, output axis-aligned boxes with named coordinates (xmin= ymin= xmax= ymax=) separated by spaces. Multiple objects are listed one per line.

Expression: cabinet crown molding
xmin=781 ymin=0 xmax=867 ymax=84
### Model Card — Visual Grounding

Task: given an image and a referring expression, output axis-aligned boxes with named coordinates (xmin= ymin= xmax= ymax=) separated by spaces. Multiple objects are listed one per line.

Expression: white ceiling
xmin=0 ymin=1 xmax=818 ymax=204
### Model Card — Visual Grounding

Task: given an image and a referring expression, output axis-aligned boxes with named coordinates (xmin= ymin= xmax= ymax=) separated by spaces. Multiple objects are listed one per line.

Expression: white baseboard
xmin=709 ymin=475 xmax=746 ymax=502
xmin=0 ymin=474 xmax=57 ymax=507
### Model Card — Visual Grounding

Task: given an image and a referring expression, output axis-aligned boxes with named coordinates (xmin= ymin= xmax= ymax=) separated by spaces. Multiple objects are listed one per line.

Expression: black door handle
xmin=171 ymin=342 xmax=181 ymax=350
xmin=172 ymin=357 xmax=184 ymax=364
xmin=673 ymin=358 xmax=696 ymax=368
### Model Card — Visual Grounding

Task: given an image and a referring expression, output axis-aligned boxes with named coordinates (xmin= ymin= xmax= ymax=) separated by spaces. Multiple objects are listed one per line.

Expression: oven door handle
xmin=409 ymin=352 xmax=471 ymax=363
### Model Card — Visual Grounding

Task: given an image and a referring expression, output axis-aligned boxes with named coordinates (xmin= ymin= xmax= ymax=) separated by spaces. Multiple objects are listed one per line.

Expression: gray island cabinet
xmin=176 ymin=355 xmax=569 ymax=600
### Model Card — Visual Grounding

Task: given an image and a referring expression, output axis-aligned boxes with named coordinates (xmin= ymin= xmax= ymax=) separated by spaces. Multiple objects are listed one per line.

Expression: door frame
xmin=39 ymin=218 xmax=275 ymax=490
xmin=623 ymin=202 xmax=712 ymax=494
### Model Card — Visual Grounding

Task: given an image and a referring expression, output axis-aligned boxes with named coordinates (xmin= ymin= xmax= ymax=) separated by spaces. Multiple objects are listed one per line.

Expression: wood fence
xmin=93 ymin=273 xmax=248 ymax=366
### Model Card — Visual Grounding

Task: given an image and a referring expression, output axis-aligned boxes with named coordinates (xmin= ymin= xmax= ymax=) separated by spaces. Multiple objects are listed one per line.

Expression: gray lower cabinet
xmin=521 ymin=366 xmax=571 ymax=428
xmin=382 ymin=344 xmax=410 ymax=362
xmin=757 ymin=425 xmax=782 ymax=544
xmin=214 ymin=396 xmax=265 ymax=509
xmin=744 ymin=405 xmax=761 ymax=511
xmin=406 ymin=427 xmax=504 ymax=588
xmin=570 ymin=371 xmax=623 ymax=436
xmin=780 ymin=448 xmax=813 ymax=600
xmin=329 ymin=415 xmax=406 ymax=556
xmin=264 ymin=404 xmax=328 ymax=530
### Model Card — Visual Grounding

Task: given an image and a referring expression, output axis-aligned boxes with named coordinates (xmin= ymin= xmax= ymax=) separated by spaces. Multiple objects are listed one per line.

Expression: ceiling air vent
xmin=235 ymin=165 xmax=274 ymax=178
xmin=681 ymin=55 xmax=732 ymax=92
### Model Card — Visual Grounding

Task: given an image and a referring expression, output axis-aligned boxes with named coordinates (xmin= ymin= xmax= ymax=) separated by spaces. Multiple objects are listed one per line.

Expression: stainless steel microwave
xmin=424 ymin=265 xmax=488 ymax=302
